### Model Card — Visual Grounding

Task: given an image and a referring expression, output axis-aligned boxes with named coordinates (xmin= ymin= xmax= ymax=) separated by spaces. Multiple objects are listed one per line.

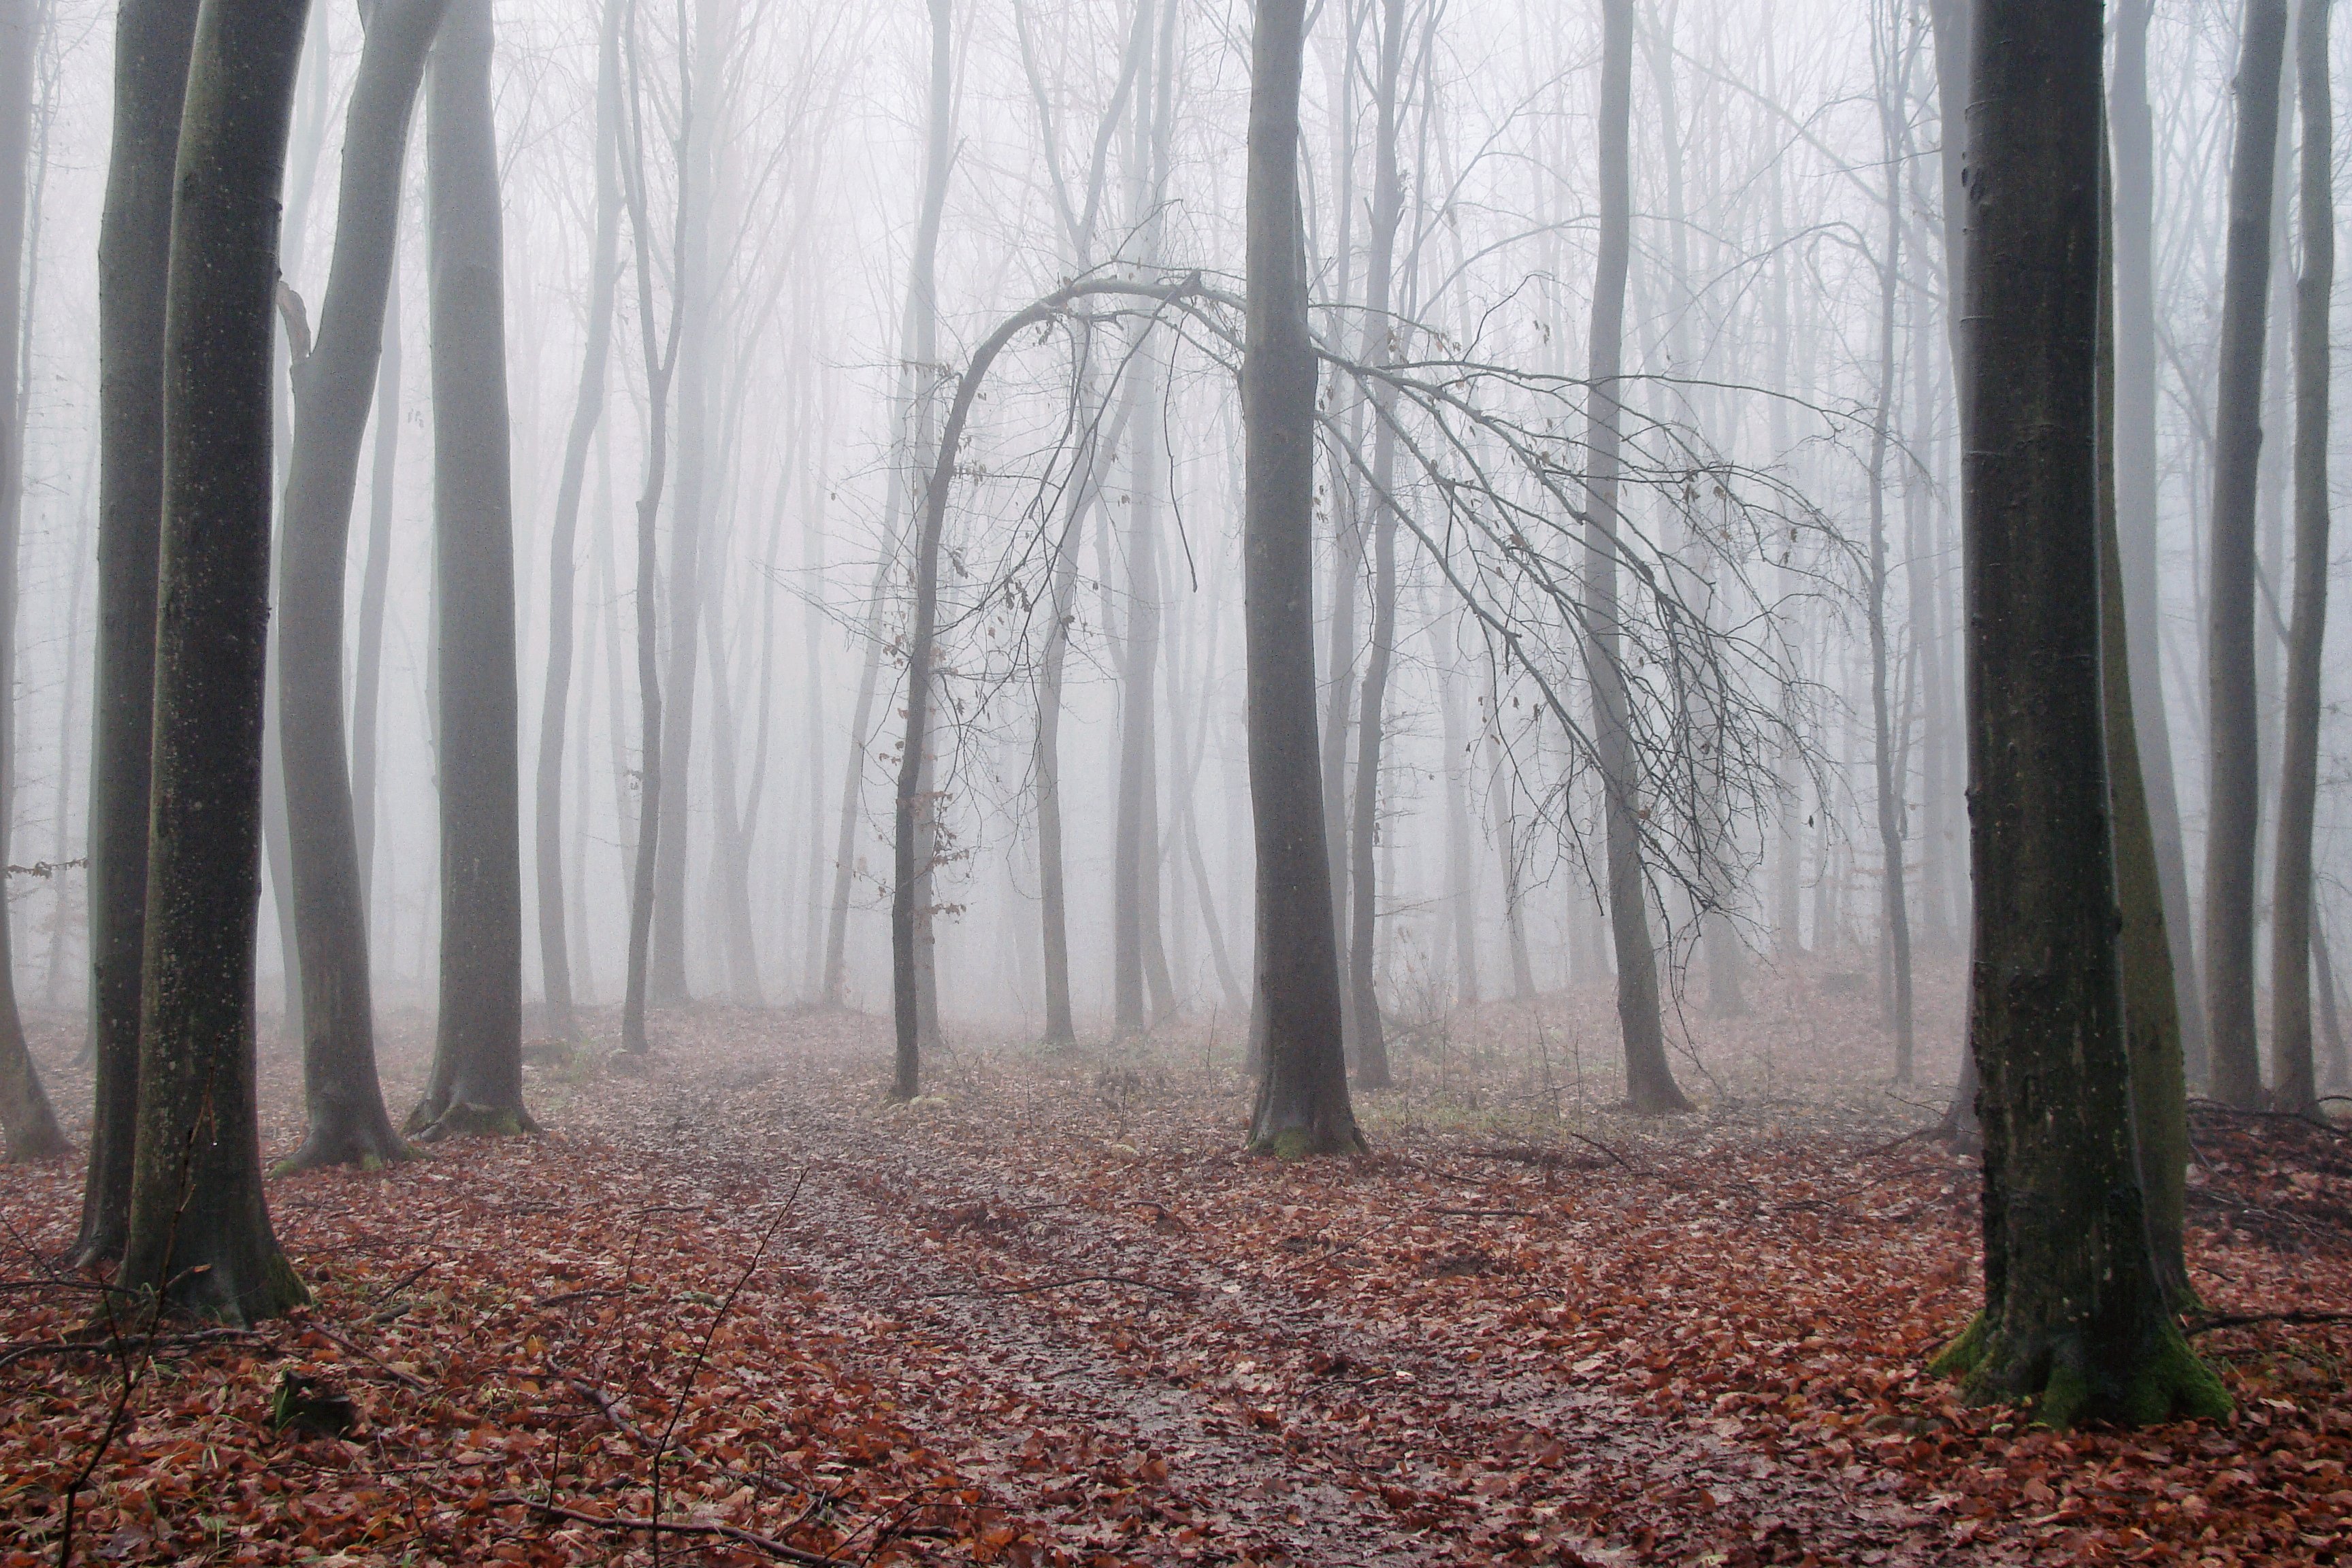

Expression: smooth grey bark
xmin=118 ymin=0 xmax=312 ymax=1324
xmin=1936 ymin=0 xmax=2225 ymax=1427
xmin=2111 ymin=0 xmax=2208 ymax=1085
xmin=2203 ymin=0 xmax=2291 ymax=1109
xmin=408 ymin=0 xmax=527 ymax=1135
xmin=532 ymin=0 xmax=622 ymax=1044
xmin=74 ymin=0 xmax=199 ymax=1263
xmin=1584 ymin=0 xmax=1686 ymax=1115
xmin=1114 ymin=359 xmax=1177 ymax=1030
xmin=0 ymin=0 xmax=67 ymax=1161
xmin=352 ymin=214 xmax=399 ymax=915
xmin=1425 ymin=598 xmax=1478 ymax=1007
xmin=2272 ymin=0 xmax=2333 ymax=1114
xmin=275 ymin=0 xmax=448 ymax=1171
xmin=1241 ymin=0 xmax=1361 ymax=1157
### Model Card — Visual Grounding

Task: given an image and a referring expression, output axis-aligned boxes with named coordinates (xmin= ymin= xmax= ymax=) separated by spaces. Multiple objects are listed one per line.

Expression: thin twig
xmin=917 ymin=1273 xmax=1191 ymax=1301
xmin=505 ymin=1496 xmax=843 ymax=1565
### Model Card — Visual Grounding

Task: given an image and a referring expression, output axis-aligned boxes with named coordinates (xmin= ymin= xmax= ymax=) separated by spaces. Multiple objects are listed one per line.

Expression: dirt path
xmin=596 ymin=1035 xmax=1948 ymax=1567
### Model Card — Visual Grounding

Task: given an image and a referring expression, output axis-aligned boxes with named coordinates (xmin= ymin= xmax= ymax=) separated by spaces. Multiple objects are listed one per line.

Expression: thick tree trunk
xmin=118 ymin=0 xmax=313 ymax=1324
xmin=352 ymin=232 xmax=399 ymax=910
xmin=533 ymin=0 xmax=621 ymax=1044
xmin=275 ymin=0 xmax=448 ymax=1172
xmin=1933 ymin=0 xmax=2224 ymax=1426
xmin=2272 ymin=0 xmax=2333 ymax=1115
xmin=0 ymin=0 xmax=67 ymax=1161
xmin=1241 ymin=0 xmax=1361 ymax=1157
xmin=1584 ymin=0 xmax=1686 ymax=1115
xmin=75 ymin=0 xmax=200 ymax=1263
xmin=409 ymin=0 xmax=527 ymax=1135
xmin=2204 ymin=0 xmax=2291 ymax=1109
xmin=2112 ymin=0 xmax=2208 ymax=1086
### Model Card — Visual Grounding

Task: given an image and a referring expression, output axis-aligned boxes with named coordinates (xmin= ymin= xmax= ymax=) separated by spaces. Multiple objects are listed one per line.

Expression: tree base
xmin=1932 ymin=1309 xmax=2232 ymax=1430
xmin=270 ymin=1119 xmax=416 ymax=1177
xmin=4 ymin=1121 xmax=74 ymax=1162
xmin=1244 ymin=1124 xmax=1370 ymax=1159
xmin=120 ymin=1247 xmax=309 ymax=1330
xmin=406 ymin=1100 xmax=539 ymax=1143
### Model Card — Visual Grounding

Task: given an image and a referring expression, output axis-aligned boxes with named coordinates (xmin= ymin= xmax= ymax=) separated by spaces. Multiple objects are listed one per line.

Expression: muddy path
xmin=591 ymin=1029 xmax=1948 ymax=1567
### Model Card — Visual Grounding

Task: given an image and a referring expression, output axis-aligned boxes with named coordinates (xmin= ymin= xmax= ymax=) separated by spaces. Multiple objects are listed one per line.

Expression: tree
xmin=274 ymin=0 xmax=448 ymax=1171
xmin=0 ymin=0 xmax=69 ymax=1162
xmin=408 ymin=0 xmax=528 ymax=1137
xmin=1931 ymin=0 xmax=2225 ymax=1426
xmin=2203 ymin=0 xmax=2291 ymax=1110
xmin=73 ymin=0 xmax=201 ymax=1263
xmin=1241 ymin=0 xmax=1362 ymax=1157
xmin=2272 ymin=0 xmax=2334 ymax=1114
xmin=1584 ymin=0 xmax=1689 ymax=1116
xmin=533 ymin=0 xmax=623 ymax=1046
xmin=116 ymin=0 xmax=314 ymax=1324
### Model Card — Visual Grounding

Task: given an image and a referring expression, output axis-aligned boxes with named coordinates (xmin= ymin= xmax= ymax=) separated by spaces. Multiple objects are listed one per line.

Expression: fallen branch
xmin=2184 ymin=1309 xmax=2352 ymax=1335
xmin=0 ymin=1327 xmax=261 ymax=1373
xmin=505 ymin=1494 xmax=843 ymax=1565
xmin=301 ymin=1318 xmax=431 ymax=1390
xmin=535 ymin=1284 xmax=646 ymax=1308
xmin=1428 ymin=1208 xmax=1537 ymax=1218
xmin=917 ymin=1273 xmax=1191 ymax=1301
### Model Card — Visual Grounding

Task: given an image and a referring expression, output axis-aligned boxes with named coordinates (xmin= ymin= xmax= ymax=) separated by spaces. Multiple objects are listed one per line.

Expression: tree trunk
xmin=275 ymin=0 xmax=448 ymax=1172
xmin=1241 ymin=0 xmax=1361 ymax=1157
xmin=352 ymin=223 xmax=399 ymax=911
xmin=1035 ymin=457 xmax=1083 ymax=1045
xmin=2203 ymin=0 xmax=2291 ymax=1109
xmin=1584 ymin=0 xmax=1686 ymax=1116
xmin=2111 ymin=0 xmax=2208 ymax=1086
xmin=74 ymin=0 xmax=201 ymax=1263
xmin=408 ymin=0 xmax=527 ymax=1135
xmin=1867 ymin=47 xmax=1915 ymax=1085
xmin=532 ymin=0 xmax=621 ymax=1044
xmin=118 ymin=0 xmax=314 ymax=1324
xmin=1426 ymin=599 xmax=1478 ymax=1008
xmin=1933 ymin=0 xmax=2225 ymax=1426
xmin=0 ymin=0 xmax=66 ymax=1162
xmin=2272 ymin=0 xmax=2333 ymax=1115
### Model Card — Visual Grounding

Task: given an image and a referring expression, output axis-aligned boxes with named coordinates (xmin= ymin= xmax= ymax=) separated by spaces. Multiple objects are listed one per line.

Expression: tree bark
xmin=1241 ymin=0 xmax=1361 ymax=1157
xmin=532 ymin=0 xmax=622 ymax=1044
xmin=1867 ymin=34 xmax=1915 ymax=1084
xmin=352 ymin=221 xmax=399 ymax=911
xmin=118 ymin=0 xmax=314 ymax=1324
xmin=2272 ymin=0 xmax=2333 ymax=1115
xmin=2203 ymin=0 xmax=2291 ymax=1109
xmin=75 ymin=0 xmax=201 ymax=1263
xmin=1584 ymin=0 xmax=1686 ymax=1115
xmin=275 ymin=0 xmax=448 ymax=1171
xmin=1933 ymin=0 xmax=2225 ymax=1426
xmin=408 ymin=0 xmax=527 ymax=1134
xmin=2111 ymin=0 xmax=2208 ymax=1087
xmin=0 ymin=0 xmax=67 ymax=1162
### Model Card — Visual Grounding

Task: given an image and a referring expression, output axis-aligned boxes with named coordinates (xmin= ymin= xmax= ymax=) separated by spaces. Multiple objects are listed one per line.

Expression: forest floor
xmin=7 ymin=958 xmax=2352 ymax=1566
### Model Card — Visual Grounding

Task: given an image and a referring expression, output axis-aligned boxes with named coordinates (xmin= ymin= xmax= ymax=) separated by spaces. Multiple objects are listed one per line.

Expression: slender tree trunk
xmin=408 ymin=0 xmax=527 ymax=1134
xmin=1933 ymin=0 xmax=2225 ymax=1426
xmin=1426 ymin=599 xmax=1478 ymax=1007
xmin=2112 ymin=0 xmax=2208 ymax=1085
xmin=74 ymin=0 xmax=199 ymax=1263
xmin=118 ymin=0 xmax=314 ymax=1324
xmin=1241 ymin=0 xmax=1361 ymax=1156
xmin=1490 ymin=719 xmax=1535 ymax=1001
xmin=1584 ymin=0 xmax=1686 ymax=1115
xmin=1035 ymin=448 xmax=1084 ymax=1044
xmin=2272 ymin=0 xmax=2334 ymax=1114
xmin=352 ymin=224 xmax=399 ymax=910
xmin=0 ymin=0 xmax=66 ymax=1160
xmin=1867 ymin=50 xmax=1915 ymax=1085
xmin=532 ymin=0 xmax=621 ymax=1044
xmin=2204 ymin=0 xmax=2291 ymax=1109
xmin=276 ymin=0 xmax=447 ymax=1171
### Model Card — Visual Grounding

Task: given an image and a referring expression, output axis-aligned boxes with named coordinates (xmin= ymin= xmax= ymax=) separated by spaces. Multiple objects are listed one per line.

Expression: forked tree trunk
xmin=74 ymin=0 xmax=200 ymax=1263
xmin=1584 ymin=0 xmax=1687 ymax=1115
xmin=1933 ymin=0 xmax=2224 ymax=1427
xmin=532 ymin=0 xmax=622 ymax=1044
xmin=0 ymin=0 xmax=65 ymax=1161
xmin=409 ymin=0 xmax=528 ymax=1135
xmin=118 ymin=0 xmax=314 ymax=1325
xmin=2203 ymin=0 xmax=2291 ymax=1109
xmin=1241 ymin=0 xmax=1361 ymax=1157
xmin=2272 ymin=0 xmax=2334 ymax=1114
xmin=276 ymin=0 xmax=448 ymax=1171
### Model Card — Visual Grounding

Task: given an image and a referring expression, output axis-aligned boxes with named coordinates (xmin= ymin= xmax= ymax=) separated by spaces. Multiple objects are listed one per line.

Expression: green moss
xmin=1244 ymin=1124 xmax=1369 ymax=1160
xmin=1929 ymin=1312 xmax=1990 ymax=1378
xmin=1932 ymin=1311 xmax=2231 ymax=1430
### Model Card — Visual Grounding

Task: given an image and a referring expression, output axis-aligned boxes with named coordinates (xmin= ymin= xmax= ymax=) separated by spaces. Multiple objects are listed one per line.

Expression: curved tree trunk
xmin=276 ymin=0 xmax=448 ymax=1171
xmin=1241 ymin=0 xmax=1361 ymax=1158
xmin=1584 ymin=0 xmax=1687 ymax=1115
xmin=117 ymin=0 xmax=313 ymax=1325
xmin=2204 ymin=0 xmax=2291 ymax=1109
xmin=0 ymin=0 xmax=67 ymax=1162
xmin=532 ymin=0 xmax=622 ymax=1045
xmin=353 ymin=244 xmax=399 ymax=910
xmin=2272 ymin=0 xmax=2334 ymax=1115
xmin=1934 ymin=0 xmax=2223 ymax=1427
xmin=409 ymin=0 xmax=527 ymax=1134
xmin=74 ymin=0 xmax=200 ymax=1262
